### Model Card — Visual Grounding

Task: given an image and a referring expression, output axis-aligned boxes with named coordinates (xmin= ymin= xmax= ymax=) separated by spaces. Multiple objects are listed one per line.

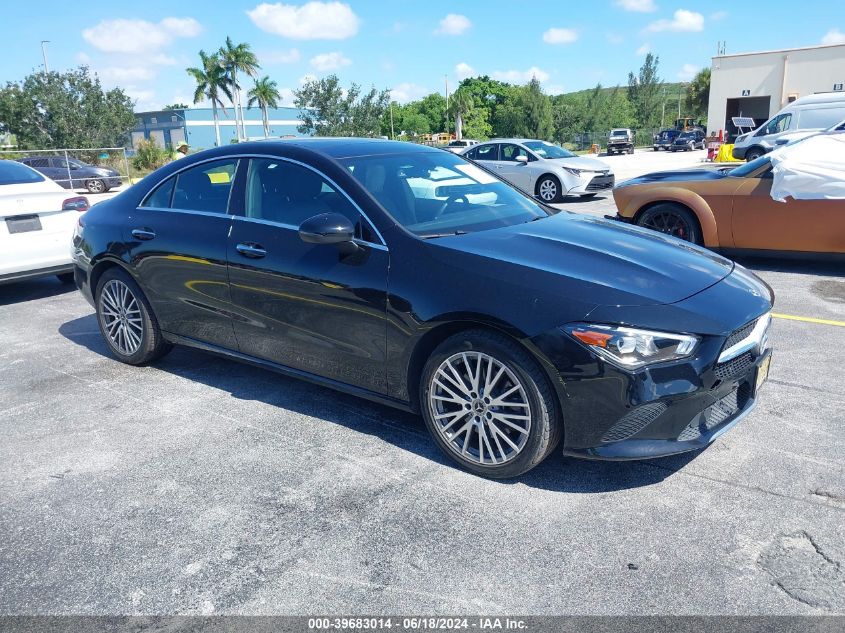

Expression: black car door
xmin=226 ymin=156 xmax=390 ymax=394
xmin=126 ymin=158 xmax=240 ymax=349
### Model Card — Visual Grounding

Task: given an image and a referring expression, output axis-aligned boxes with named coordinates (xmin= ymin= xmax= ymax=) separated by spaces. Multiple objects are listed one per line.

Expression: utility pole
xmin=389 ymin=101 xmax=395 ymax=140
xmin=444 ymin=74 xmax=450 ymax=136
xmin=40 ymin=40 xmax=50 ymax=74
xmin=678 ymin=83 xmax=683 ymax=119
xmin=661 ymin=85 xmax=667 ymax=128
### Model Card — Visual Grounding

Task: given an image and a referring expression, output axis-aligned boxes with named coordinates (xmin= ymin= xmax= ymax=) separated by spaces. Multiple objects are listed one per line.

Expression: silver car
xmin=460 ymin=139 xmax=614 ymax=202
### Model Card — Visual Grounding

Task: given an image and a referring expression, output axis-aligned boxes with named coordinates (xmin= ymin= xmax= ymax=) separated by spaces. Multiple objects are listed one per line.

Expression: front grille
xmin=723 ymin=319 xmax=758 ymax=351
xmin=601 ymin=402 xmax=668 ymax=443
xmin=587 ymin=174 xmax=615 ymax=191
xmin=714 ymin=351 xmax=755 ymax=381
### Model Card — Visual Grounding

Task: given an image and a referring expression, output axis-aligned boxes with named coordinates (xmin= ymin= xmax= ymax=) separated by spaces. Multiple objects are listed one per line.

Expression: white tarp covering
xmin=770 ymin=133 xmax=845 ymax=202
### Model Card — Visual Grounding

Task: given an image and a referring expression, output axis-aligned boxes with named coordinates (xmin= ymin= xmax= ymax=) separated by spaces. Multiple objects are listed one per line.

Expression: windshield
xmin=341 ymin=151 xmax=549 ymax=238
xmin=610 ymin=131 xmax=628 ymax=137
xmin=523 ymin=141 xmax=575 ymax=159
xmin=0 ymin=161 xmax=46 ymax=185
xmin=728 ymin=155 xmax=772 ymax=177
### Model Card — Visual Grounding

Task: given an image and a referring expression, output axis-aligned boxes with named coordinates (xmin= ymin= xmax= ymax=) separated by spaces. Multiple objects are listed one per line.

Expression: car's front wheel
xmin=95 ymin=268 xmax=171 ymax=365
xmin=536 ymin=175 xmax=561 ymax=203
xmin=745 ymin=147 xmax=765 ymax=161
xmin=637 ymin=203 xmax=702 ymax=244
xmin=86 ymin=179 xmax=106 ymax=194
xmin=420 ymin=330 xmax=561 ymax=478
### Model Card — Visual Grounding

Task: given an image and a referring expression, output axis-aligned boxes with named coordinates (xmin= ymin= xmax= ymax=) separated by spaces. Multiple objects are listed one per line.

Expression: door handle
xmin=131 ymin=228 xmax=156 ymax=241
xmin=236 ymin=242 xmax=267 ymax=258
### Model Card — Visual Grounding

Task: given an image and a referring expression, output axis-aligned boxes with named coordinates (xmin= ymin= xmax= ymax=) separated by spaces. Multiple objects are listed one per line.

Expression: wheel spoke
xmin=428 ymin=350 xmax=532 ymax=467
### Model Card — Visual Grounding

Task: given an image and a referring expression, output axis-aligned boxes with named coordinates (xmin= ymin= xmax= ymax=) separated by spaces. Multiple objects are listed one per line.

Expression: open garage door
xmin=725 ymin=96 xmax=771 ymax=141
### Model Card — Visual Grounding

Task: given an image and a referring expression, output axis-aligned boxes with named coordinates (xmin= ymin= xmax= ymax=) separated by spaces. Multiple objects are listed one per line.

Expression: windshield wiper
xmin=420 ymin=229 xmax=469 ymax=239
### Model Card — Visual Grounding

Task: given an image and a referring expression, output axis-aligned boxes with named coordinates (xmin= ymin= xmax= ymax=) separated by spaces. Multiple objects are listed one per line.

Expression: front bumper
xmin=731 ymin=145 xmax=748 ymax=160
xmin=568 ymin=172 xmax=615 ymax=194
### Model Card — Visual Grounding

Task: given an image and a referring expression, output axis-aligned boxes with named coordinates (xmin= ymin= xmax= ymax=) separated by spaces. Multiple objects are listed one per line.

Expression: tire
xmin=745 ymin=147 xmax=765 ymax=161
xmin=95 ymin=267 xmax=172 ymax=365
xmin=86 ymin=179 xmax=106 ymax=194
xmin=420 ymin=329 xmax=562 ymax=478
xmin=536 ymin=175 xmax=562 ymax=203
xmin=56 ymin=272 xmax=75 ymax=284
xmin=628 ymin=147 xmax=634 ymax=154
xmin=636 ymin=203 xmax=702 ymax=244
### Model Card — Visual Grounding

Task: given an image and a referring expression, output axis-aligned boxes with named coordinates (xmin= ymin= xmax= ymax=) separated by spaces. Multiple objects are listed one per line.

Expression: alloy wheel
xmin=428 ymin=351 xmax=531 ymax=465
xmin=642 ymin=211 xmax=691 ymax=240
xmin=538 ymin=179 xmax=557 ymax=202
xmin=99 ymin=279 xmax=143 ymax=356
xmin=87 ymin=179 xmax=105 ymax=194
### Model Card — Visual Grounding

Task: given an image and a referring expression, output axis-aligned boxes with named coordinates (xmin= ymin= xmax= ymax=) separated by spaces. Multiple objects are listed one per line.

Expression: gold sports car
xmin=612 ymin=155 xmax=844 ymax=257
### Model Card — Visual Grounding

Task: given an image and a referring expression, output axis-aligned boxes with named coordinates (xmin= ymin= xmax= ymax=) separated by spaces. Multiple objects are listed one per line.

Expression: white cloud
xmin=391 ymin=83 xmax=428 ymax=103
xmin=455 ymin=62 xmax=475 ymax=80
xmin=677 ymin=63 xmax=700 ymax=81
xmin=615 ymin=0 xmax=657 ymax=11
xmin=435 ymin=14 xmax=471 ymax=36
xmin=261 ymin=48 xmax=301 ymax=65
xmin=75 ymin=52 xmax=92 ymax=65
xmin=636 ymin=43 xmax=651 ymax=55
xmin=124 ymin=87 xmax=157 ymax=110
xmin=82 ymin=17 xmax=201 ymax=54
xmin=309 ymin=51 xmax=351 ymax=71
xmin=492 ymin=66 xmax=550 ymax=83
xmin=247 ymin=2 xmax=359 ymax=40
xmin=545 ymin=84 xmax=566 ymax=95
xmin=647 ymin=9 xmax=704 ymax=33
xmin=542 ymin=28 xmax=578 ymax=44
xmin=299 ymin=74 xmax=317 ymax=85
xmin=160 ymin=17 xmax=202 ymax=38
xmin=277 ymin=87 xmax=296 ymax=105
xmin=821 ymin=28 xmax=845 ymax=45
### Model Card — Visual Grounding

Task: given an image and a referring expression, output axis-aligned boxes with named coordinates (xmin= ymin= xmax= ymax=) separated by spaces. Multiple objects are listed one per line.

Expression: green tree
xmin=248 ymin=76 xmax=281 ymax=137
xmin=0 ymin=67 xmax=135 ymax=149
xmin=186 ymin=50 xmax=233 ymax=147
xmin=294 ymin=75 xmax=390 ymax=137
xmin=521 ymin=78 xmax=554 ymax=139
xmin=218 ymin=37 xmax=260 ymax=141
xmin=417 ymin=93 xmax=447 ymax=134
xmin=163 ymin=103 xmax=189 ymax=110
xmin=627 ymin=53 xmax=662 ymax=129
xmin=449 ymin=88 xmax=474 ymax=140
xmin=685 ymin=67 xmax=711 ymax=120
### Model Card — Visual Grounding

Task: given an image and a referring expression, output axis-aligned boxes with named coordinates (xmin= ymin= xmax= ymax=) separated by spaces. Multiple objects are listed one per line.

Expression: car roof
xmin=245 ymin=137 xmax=441 ymax=159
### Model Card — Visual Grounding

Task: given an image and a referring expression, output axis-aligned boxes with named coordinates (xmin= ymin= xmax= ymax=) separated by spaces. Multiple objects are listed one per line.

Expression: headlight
xmin=564 ymin=323 xmax=699 ymax=369
xmin=562 ymin=167 xmax=583 ymax=176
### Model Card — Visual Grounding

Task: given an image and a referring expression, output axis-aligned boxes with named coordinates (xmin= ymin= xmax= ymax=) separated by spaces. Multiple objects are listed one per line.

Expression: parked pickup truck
xmin=606 ymin=129 xmax=634 ymax=155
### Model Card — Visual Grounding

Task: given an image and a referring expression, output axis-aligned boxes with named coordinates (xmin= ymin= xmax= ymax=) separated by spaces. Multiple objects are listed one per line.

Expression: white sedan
xmin=0 ymin=160 xmax=89 ymax=285
xmin=461 ymin=139 xmax=614 ymax=202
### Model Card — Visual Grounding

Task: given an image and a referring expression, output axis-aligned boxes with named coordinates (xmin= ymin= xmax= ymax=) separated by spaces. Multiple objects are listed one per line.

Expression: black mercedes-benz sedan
xmin=71 ymin=139 xmax=773 ymax=478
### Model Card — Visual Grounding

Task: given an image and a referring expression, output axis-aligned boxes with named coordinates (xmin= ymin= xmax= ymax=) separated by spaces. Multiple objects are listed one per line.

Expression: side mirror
xmin=299 ymin=212 xmax=359 ymax=254
xmin=515 ymin=155 xmax=528 ymax=164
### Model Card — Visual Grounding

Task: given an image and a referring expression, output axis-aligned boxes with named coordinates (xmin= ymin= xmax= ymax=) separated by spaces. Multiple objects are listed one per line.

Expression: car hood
xmin=430 ymin=212 xmax=734 ymax=307
xmin=618 ymin=169 xmax=727 ymax=187
xmin=549 ymin=156 xmax=611 ymax=172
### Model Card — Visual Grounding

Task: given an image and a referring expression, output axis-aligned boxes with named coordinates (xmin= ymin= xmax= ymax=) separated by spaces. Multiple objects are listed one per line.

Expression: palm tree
xmin=219 ymin=37 xmax=260 ymax=141
xmin=450 ymin=88 xmax=474 ymax=141
xmin=186 ymin=51 xmax=232 ymax=147
xmin=248 ymin=76 xmax=281 ymax=138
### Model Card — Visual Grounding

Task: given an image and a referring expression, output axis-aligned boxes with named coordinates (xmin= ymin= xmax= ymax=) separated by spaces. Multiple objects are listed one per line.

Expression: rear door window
xmin=798 ymin=107 xmax=845 ymax=129
xmin=171 ymin=159 xmax=239 ymax=214
xmin=474 ymin=144 xmax=499 ymax=161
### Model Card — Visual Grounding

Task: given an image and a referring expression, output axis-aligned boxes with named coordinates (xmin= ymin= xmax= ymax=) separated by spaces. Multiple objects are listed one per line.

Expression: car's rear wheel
xmin=637 ymin=203 xmax=702 ymax=244
xmin=95 ymin=268 xmax=171 ymax=365
xmin=86 ymin=179 xmax=106 ymax=194
xmin=536 ymin=175 xmax=561 ymax=203
xmin=420 ymin=330 xmax=561 ymax=478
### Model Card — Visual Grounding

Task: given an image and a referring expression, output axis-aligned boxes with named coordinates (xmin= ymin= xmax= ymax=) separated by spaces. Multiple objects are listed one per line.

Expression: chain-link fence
xmin=560 ymin=129 xmax=662 ymax=152
xmin=0 ymin=147 xmax=131 ymax=195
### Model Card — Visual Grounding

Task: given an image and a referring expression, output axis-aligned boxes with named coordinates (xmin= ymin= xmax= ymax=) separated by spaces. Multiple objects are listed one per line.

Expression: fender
xmin=617 ymin=186 xmax=720 ymax=247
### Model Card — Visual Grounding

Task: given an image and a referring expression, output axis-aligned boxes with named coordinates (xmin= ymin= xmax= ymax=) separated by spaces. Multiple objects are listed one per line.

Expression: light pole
xmin=40 ymin=40 xmax=50 ymax=74
xmin=444 ymin=74 xmax=450 ymax=136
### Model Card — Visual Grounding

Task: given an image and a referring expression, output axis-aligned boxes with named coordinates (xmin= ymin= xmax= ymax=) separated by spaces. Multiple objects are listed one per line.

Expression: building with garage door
xmin=129 ymin=106 xmax=309 ymax=151
xmin=707 ymin=42 xmax=845 ymax=139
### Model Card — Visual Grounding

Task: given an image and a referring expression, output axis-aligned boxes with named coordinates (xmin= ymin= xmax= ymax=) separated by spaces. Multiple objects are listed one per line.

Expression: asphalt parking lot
xmin=1 ymin=149 xmax=843 ymax=616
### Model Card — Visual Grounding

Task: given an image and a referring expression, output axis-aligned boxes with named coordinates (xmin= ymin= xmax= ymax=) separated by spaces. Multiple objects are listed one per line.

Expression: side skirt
xmin=163 ymin=332 xmax=416 ymax=414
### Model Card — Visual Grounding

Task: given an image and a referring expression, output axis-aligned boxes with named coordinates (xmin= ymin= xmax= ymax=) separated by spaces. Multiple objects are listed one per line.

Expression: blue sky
xmin=3 ymin=0 xmax=844 ymax=111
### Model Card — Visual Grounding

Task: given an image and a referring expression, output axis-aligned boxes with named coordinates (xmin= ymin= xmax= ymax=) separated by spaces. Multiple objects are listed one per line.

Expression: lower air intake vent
xmin=602 ymin=402 xmax=668 ymax=443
